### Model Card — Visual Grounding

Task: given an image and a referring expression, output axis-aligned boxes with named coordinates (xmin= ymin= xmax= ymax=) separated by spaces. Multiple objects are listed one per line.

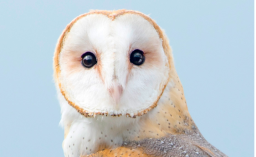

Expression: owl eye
xmin=130 ymin=49 xmax=145 ymax=66
xmin=81 ymin=52 xmax=97 ymax=68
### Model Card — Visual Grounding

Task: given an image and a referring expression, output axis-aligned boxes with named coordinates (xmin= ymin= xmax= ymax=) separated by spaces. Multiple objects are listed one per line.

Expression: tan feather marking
xmin=195 ymin=144 xmax=217 ymax=157
xmin=94 ymin=50 xmax=104 ymax=83
xmin=59 ymin=50 xmax=83 ymax=75
xmin=54 ymin=10 xmax=172 ymax=118
xmin=143 ymin=50 xmax=163 ymax=69
xmin=126 ymin=45 xmax=133 ymax=85
xmin=108 ymin=9 xmax=127 ymax=20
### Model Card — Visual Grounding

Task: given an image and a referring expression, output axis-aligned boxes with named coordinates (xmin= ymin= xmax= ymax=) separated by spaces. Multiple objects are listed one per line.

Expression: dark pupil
xmin=81 ymin=52 xmax=97 ymax=68
xmin=84 ymin=55 xmax=93 ymax=65
xmin=133 ymin=53 xmax=143 ymax=62
xmin=130 ymin=50 xmax=145 ymax=65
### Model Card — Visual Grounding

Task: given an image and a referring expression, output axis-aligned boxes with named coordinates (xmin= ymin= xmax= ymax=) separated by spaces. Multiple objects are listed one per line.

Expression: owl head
xmin=54 ymin=10 xmax=173 ymax=118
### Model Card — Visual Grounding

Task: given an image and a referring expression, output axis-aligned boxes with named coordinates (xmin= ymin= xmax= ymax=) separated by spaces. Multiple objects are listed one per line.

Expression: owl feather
xmin=54 ymin=10 xmax=227 ymax=157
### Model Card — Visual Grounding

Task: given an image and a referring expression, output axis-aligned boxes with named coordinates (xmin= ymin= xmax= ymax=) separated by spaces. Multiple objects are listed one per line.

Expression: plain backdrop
xmin=0 ymin=1 xmax=253 ymax=157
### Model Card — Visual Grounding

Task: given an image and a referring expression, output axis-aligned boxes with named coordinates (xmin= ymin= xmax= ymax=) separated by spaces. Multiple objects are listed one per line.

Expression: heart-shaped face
xmin=54 ymin=10 xmax=171 ymax=118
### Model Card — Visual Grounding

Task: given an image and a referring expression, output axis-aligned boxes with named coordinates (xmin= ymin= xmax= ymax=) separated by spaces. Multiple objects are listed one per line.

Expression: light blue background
xmin=0 ymin=1 xmax=253 ymax=157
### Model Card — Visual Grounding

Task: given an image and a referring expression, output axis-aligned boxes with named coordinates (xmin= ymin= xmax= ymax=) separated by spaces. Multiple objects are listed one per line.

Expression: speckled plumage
xmin=54 ymin=10 xmax=227 ymax=157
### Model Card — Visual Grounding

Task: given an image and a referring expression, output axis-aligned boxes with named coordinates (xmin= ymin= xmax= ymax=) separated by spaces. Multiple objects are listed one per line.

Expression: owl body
xmin=54 ymin=10 xmax=226 ymax=157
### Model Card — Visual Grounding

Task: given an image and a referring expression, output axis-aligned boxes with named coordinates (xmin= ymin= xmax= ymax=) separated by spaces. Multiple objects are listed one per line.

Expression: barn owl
xmin=54 ymin=10 xmax=227 ymax=157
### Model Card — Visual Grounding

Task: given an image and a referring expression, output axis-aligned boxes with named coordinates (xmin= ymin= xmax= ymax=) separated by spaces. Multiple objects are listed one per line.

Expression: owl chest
xmin=62 ymin=119 xmax=140 ymax=157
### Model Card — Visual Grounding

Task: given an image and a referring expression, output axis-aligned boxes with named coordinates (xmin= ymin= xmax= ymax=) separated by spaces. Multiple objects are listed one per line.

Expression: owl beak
xmin=108 ymin=83 xmax=123 ymax=104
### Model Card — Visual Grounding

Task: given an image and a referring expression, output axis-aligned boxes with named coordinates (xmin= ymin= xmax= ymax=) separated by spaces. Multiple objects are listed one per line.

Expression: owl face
xmin=56 ymin=12 xmax=170 ymax=117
